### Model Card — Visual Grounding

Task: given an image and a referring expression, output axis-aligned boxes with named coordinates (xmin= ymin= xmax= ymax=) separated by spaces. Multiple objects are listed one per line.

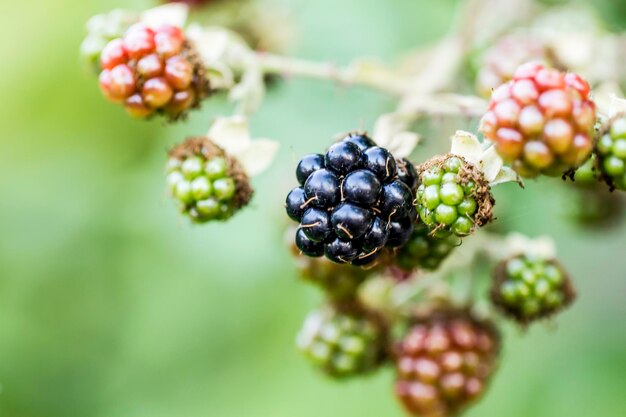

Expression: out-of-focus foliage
xmin=0 ymin=0 xmax=625 ymax=416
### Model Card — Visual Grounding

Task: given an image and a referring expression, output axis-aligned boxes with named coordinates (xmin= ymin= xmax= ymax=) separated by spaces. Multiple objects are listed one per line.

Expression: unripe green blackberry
xmin=480 ymin=63 xmax=595 ymax=178
xmin=395 ymin=309 xmax=500 ymax=417
xmin=565 ymin=155 xmax=625 ymax=228
xmin=167 ymin=137 xmax=253 ymax=223
xmin=416 ymin=155 xmax=494 ymax=237
xmin=596 ymin=114 xmax=626 ymax=190
xmin=395 ymin=223 xmax=461 ymax=272
xmin=297 ymin=304 xmax=388 ymax=378
xmin=491 ymin=254 xmax=575 ymax=324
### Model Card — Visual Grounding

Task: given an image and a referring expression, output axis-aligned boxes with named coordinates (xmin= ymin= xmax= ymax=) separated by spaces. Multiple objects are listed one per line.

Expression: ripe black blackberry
xmin=286 ymin=133 xmax=416 ymax=265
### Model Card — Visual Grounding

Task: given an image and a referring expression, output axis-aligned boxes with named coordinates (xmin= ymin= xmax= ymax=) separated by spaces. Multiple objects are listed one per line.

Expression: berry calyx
xmin=167 ymin=137 xmax=253 ymax=223
xmin=596 ymin=114 xmax=626 ymax=190
xmin=394 ymin=309 xmax=500 ymax=417
xmin=97 ymin=24 xmax=210 ymax=121
xmin=416 ymin=154 xmax=494 ymax=237
xmin=286 ymin=133 xmax=416 ymax=266
xmin=297 ymin=303 xmax=388 ymax=378
xmin=395 ymin=223 xmax=461 ymax=271
xmin=491 ymin=254 xmax=575 ymax=324
xmin=480 ymin=63 xmax=595 ymax=177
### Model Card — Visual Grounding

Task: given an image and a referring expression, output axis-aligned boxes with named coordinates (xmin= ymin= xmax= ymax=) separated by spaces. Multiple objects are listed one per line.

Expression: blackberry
xmin=395 ymin=309 xmax=500 ymax=417
xmin=98 ymin=23 xmax=210 ymax=121
xmin=297 ymin=303 xmax=388 ymax=378
xmin=396 ymin=223 xmax=461 ymax=272
xmin=416 ymin=155 xmax=494 ymax=237
xmin=167 ymin=137 xmax=252 ymax=223
xmin=286 ymin=133 xmax=416 ymax=266
xmin=480 ymin=63 xmax=595 ymax=177
xmin=596 ymin=114 xmax=626 ymax=190
xmin=491 ymin=254 xmax=575 ymax=324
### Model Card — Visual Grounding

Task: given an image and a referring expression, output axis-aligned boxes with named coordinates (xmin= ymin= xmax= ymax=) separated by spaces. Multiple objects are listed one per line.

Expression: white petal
xmin=373 ymin=112 xmax=419 ymax=157
xmin=205 ymin=62 xmax=235 ymax=90
xmin=387 ymin=132 xmax=420 ymax=159
xmin=478 ymin=145 xmax=503 ymax=183
xmin=505 ymin=233 xmax=556 ymax=260
xmin=207 ymin=116 xmax=252 ymax=156
xmin=237 ymin=139 xmax=280 ymax=177
xmin=450 ymin=131 xmax=482 ymax=165
xmin=490 ymin=166 xmax=522 ymax=186
xmin=610 ymin=94 xmax=626 ymax=117
xmin=140 ymin=4 xmax=188 ymax=29
xmin=186 ymin=24 xmax=229 ymax=64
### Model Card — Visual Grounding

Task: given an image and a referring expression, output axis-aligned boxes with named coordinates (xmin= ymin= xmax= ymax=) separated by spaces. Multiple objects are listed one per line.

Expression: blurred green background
xmin=1 ymin=0 xmax=625 ymax=416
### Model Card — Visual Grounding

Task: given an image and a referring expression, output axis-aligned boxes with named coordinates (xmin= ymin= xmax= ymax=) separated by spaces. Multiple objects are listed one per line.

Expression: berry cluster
xmin=287 ymin=228 xmax=371 ymax=300
xmin=98 ymin=23 xmax=209 ymax=120
xmin=286 ymin=134 xmax=417 ymax=266
xmin=167 ymin=137 xmax=252 ymax=223
xmin=395 ymin=310 xmax=500 ymax=417
xmin=297 ymin=304 xmax=388 ymax=378
xmin=396 ymin=223 xmax=461 ymax=271
xmin=480 ymin=63 xmax=595 ymax=177
xmin=475 ymin=35 xmax=552 ymax=98
xmin=596 ymin=115 xmax=626 ymax=190
xmin=416 ymin=155 xmax=494 ymax=237
xmin=491 ymin=254 xmax=575 ymax=324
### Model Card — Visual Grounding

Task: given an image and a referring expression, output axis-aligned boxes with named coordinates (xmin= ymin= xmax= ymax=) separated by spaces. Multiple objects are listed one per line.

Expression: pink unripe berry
xmin=155 ymin=25 xmax=185 ymax=58
xmin=123 ymin=24 xmax=156 ymax=59
xmin=125 ymin=94 xmax=153 ymax=118
xmin=137 ymin=54 xmax=164 ymax=79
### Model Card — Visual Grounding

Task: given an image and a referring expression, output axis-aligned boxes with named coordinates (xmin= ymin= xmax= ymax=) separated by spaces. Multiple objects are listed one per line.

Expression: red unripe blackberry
xmin=97 ymin=24 xmax=210 ymax=120
xmin=475 ymin=34 xmax=553 ymax=98
xmin=480 ymin=63 xmax=595 ymax=177
xmin=394 ymin=309 xmax=500 ymax=417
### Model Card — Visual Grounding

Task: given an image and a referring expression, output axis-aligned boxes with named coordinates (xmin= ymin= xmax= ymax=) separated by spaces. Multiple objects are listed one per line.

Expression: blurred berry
xmin=395 ymin=223 xmax=461 ymax=271
xmin=475 ymin=34 xmax=553 ymax=98
xmin=297 ymin=304 xmax=388 ymax=378
xmin=596 ymin=115 xmax=626 ymax=190
xmin=395 ymin=309 xmax=500 ymax=417
xmin=491 ymin=254 xmax=575 ymax=324
xmin=97 ymin=24 xmax=210 ymax=120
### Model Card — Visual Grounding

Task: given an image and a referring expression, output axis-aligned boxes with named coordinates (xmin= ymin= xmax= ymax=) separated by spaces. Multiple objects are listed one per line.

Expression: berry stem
xmin=254 ymin=52 xmax=407 ymax=95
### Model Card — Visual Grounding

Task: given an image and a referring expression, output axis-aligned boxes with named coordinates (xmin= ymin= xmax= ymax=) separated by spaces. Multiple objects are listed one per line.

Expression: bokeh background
xmin=1 ymin=0 xmax=626 ymax=416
